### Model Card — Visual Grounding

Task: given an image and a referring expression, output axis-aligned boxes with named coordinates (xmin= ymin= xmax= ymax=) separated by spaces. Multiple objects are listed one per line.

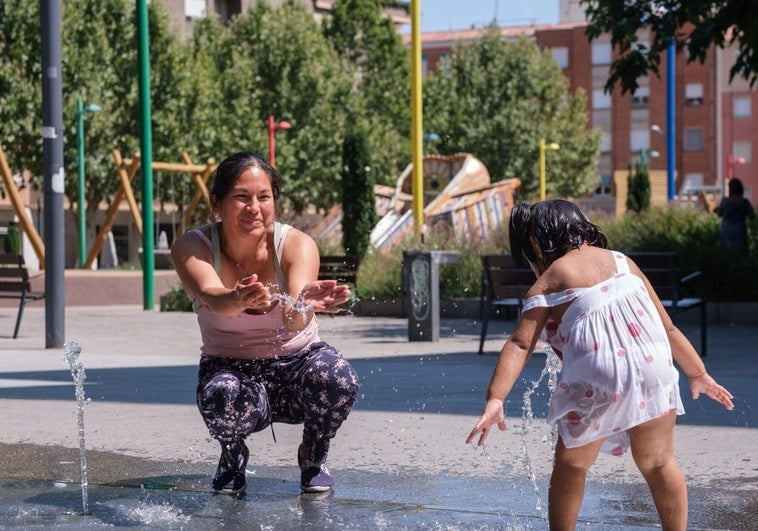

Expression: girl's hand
xmin=466 ymin=398 xmax=507 ymax=446
xmin=300 ymin=280 xmax=351 ymax=313
xmin=689 ymin=372 xmax=734 ymax=410
xmin=234 ymin=274 xmax=273 ymax=310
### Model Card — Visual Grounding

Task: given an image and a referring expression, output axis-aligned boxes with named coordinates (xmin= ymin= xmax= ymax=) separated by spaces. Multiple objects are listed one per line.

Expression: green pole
xmin=137 ymin=0 xmax=154 ymax=309
xmin=76 ymin=98 xmax=86 ymax=267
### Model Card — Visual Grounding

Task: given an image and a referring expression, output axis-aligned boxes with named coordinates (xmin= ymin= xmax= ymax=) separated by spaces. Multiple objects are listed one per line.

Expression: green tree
xmin=582 ymin=0 xmax=758 ymax=94
xmin=1 ymin=0 xmax=189 ymax=244
xmin=341 ymin=125 xmax=377 ymax=259
xmin=209 ymin=1 xmax=353 ymax=213
xmin=324 ymin=0 xmax=411 ymax=186
xmin=424 ymin=31 xmax=600 ymax=198
xmin=626 ymin=161 xmax=651 ymax=213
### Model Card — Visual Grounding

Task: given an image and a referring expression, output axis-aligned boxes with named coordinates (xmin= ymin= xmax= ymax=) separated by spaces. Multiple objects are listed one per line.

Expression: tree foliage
xmin=424 ymin=31 xmax=600 ymax=198
xmin=582 ymin=0 xmax=758 ymax=94
xmin=341 ymin=125 xmax=377 ymax=258
xmin=626 ymin=161 xmax=651 ymax=213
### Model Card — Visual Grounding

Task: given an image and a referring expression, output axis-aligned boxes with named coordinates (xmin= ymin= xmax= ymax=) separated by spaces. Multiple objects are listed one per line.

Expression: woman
xmin=715 ymin=177 xmax=754 ymax=254
xmin=171 ymin=152 xmax=359 ymax=495
xmin=467 ymin=200 xmax=733 ymax=529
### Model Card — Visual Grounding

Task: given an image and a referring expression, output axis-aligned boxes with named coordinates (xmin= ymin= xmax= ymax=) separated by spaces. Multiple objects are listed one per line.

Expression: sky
xmin=409 ymin=0 xmax=560 ymax=32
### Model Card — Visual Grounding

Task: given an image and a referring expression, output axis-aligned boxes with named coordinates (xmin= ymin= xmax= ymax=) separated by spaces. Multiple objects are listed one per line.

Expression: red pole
xmin=267 ymin=115 xmax=275 ymax=167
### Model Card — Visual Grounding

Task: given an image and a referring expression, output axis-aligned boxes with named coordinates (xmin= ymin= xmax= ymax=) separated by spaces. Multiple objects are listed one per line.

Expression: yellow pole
xmin=410 ymin=0 xmax=424 ymax=242
xmin=539 ymin=138 xmax=546 ymax=201
xmin=539 ymin=139 xmax=560 ymax=201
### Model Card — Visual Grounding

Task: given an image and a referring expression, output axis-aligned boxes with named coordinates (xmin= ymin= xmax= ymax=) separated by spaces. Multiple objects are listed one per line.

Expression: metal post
xmin=539 ymin=138 xmax=546 ymax=200
xmin=137 ymin=0 xmax=154 ymax=309
xmin=410 ymin=0 xmax=424 ymax=242
xmin=40 ymin=0 xmax=65 ymax=347
xmin=76 ymin=98 xmax=86 ymax=267
xmin=666 ymin=37 xmax=676 ymax=201
xmin=268 ymin=115 xmax=275 ymax=167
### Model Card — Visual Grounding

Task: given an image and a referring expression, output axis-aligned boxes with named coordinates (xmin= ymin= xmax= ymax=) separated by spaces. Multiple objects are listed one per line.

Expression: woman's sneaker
xmin=212 ymin=442 xmax=249 ymax=495
xmin=298 ymin=443 xmax=333 ymax=493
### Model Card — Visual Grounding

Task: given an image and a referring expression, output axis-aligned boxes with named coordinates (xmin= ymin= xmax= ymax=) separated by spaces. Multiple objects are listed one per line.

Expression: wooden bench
xmin=626 ymin=251 xmax=707 ymax=357
xmin=0 ymin=253 xmax=45 ymax=338
xmin=318 ymin=255 xmax=360 ymax=285
xmin=478 ymin=251 xmax=707 ymax=357
xmin=478 ymin=254 xmax=534 ymax=354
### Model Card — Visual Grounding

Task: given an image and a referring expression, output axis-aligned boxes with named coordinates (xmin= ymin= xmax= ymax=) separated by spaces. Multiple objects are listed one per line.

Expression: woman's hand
xmin=689 ymin=372 xmax=734 ymax=410
xmin=299 ymin=280 xmax=351 ymax=313
xmin=466 ymin=398 xmax=507 ymax=446
xmin=234 ymin=274 xmax=273 ymax=311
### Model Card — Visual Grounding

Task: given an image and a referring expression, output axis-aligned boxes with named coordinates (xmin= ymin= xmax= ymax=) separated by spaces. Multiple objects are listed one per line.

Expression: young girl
xmin=466 ymin=200 xmax=734 ymax=530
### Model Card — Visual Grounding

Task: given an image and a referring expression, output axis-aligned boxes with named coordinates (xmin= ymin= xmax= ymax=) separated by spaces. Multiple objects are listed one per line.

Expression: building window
xmin=185 ymin=0 xmax=205 ymax=18
xmin=630 ymin=85 xmax=650 ymax=108
xmin=600 ymin=130 xmax=612 ymax=153
xmin=592 ymin=42 xmax=612 ymax=65
xmin=592 ymin=89 xmax=611 ymax=110
xmin=685 ymin=83 xmax=704 ymax=106
xmin=684 ymin=128 xmax=704 ymax=151
xmin=551 ymin=47 xmax=569 ymax=69
xmin=630 ymin=128 xmax=651 ymax=153
xmin=733 ymin=96 xmax=751 ymax=118
xmin=595 ymin=174 xmax=612 ymax=196
xmin=422 ymin=54 xmax=428 ymax=77
xmin=733 ymin=140 xmax=752 ymax=163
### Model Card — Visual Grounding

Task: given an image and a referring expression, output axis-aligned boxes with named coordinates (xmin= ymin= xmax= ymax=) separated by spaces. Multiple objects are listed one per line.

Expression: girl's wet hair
xmin=509 ymin=199 xmax=607 ymax=271
xmin=209 ymin=151 xmax=282 ymax=209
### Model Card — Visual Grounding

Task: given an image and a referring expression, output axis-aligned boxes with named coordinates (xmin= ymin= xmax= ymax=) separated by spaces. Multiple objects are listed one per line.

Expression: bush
xmin=160 ymin=285 xmax=194 ymax=312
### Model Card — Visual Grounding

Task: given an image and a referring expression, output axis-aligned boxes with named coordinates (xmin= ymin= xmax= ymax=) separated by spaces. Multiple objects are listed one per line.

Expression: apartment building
xmin=413 ymin=1 xmax=757 ymax=202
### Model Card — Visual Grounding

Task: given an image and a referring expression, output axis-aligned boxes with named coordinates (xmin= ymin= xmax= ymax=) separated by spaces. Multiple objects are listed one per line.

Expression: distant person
xmin=171 ymin=152 xmax=359 ymax=495
xmin=467 ymin=199 xmax=734 ymax=530
xmin=715 ymin=177 xmax=754 ymax=254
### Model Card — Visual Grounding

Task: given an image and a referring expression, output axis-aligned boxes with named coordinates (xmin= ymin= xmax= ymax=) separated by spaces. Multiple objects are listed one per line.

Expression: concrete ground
xmin=0 ymin=305 xmax=756 ymax=529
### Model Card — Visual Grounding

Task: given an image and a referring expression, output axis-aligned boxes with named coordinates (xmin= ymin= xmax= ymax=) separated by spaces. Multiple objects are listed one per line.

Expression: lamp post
xmin=539 ymin=138 xmax=560 ymax=200
xmin=76 ymin=98 xmax=101 ymax=267
xmin=726 ymin=153 xmax=746 ymax=181
xmin=267 ymin=115 xmax=291 ymax=168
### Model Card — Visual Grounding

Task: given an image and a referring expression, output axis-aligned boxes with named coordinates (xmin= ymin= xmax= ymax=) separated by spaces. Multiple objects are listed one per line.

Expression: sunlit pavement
xmin=0 ymin=306 xmax=755 ymax=529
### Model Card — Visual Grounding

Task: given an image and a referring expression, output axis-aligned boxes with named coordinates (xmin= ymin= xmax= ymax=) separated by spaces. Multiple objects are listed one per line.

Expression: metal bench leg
xmin=700 ymin=303 xmax=707 ymax=357
xmin=478 ymin=311 xmax=490 ymax=355
xmin=13 ymin=296 xmax=26 ymax=339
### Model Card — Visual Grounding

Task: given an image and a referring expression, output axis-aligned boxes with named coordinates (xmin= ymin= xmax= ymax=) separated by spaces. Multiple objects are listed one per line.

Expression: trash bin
xmin=402 ymin=250 xmax=461 ymax=342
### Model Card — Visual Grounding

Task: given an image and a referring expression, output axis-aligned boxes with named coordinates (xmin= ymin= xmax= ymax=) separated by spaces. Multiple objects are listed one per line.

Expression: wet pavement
xmin=0 ymin=306 xmax=756 ymax=529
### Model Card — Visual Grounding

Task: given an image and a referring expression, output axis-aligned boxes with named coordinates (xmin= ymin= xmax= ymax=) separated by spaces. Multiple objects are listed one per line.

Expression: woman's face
xmin=218 ymin=166 xmax=276 ymax=234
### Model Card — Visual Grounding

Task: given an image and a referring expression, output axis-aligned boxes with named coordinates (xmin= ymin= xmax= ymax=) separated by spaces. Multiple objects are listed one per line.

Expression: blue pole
xmin=666 ymin=37 xmax=676 ymax=201
xmin=137 ymin=0 xmax=154 ymax=309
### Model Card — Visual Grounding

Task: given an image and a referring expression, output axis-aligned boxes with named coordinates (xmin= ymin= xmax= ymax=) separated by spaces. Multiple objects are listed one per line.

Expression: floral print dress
xmin=522 ymin=251 xmax=684 ymax=455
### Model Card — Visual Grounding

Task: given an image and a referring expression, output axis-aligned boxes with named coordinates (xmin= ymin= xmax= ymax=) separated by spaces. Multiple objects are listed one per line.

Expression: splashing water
xmin=518 ymin=347 xmax=562 ymax=521
xmin=62 ymin=341 xmax=90 ymax=515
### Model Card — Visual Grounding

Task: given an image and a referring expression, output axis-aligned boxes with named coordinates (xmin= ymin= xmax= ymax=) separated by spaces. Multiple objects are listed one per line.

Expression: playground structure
xmin=83 ymin=150 xmax=215 ymax=269
xmin=0 ymin=145 xmax=215 ymax=270
xmin=311 ymin=153 xmax=522 ymax=250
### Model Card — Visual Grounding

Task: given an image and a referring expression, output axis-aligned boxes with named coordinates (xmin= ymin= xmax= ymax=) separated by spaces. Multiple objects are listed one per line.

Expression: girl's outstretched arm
xmin=466 ymin=306 xmax=549 ymax=446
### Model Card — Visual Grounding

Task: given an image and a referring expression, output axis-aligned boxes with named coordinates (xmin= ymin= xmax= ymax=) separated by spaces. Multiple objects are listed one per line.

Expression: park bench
xmin=318 ymin=255 xmax=360 ymax=286
xmin=478 ymin=253 xmax=534 ymax=354
xmin=626 ymin=251 xmax=707 ymax=357
xmin=0 ymin=253 xmax=45 ymax=338
xmin=478 ymin=251 xmax=707 ymax=357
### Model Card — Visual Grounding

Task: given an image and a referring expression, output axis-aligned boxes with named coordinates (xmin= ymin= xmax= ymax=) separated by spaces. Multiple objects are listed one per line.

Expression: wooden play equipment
xmin=84 ymin=150 xmax=215 ymax=269
xmin=0 ymin=146 xmax=45 ymax=266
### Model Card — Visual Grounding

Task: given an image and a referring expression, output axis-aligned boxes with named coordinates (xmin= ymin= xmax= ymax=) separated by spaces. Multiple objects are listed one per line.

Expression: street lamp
xmin=267 ymin=115 xmax=291 ymax=168
xmin=539 ymin=138 xmax=560 ymax=200
xmin=76 ymin=98 xmax=102 ymax=267
xmin=726 ymin=153 xmax=746 ymax=181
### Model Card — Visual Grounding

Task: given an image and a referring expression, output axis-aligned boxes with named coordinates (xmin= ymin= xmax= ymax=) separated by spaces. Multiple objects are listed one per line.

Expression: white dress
xmin=521 ymin=251 xmax=684 ymax=455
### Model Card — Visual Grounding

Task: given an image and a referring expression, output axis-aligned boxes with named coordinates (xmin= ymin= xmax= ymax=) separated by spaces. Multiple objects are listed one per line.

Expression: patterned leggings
xmin=196 ymin=341 xmax=359 ymax=465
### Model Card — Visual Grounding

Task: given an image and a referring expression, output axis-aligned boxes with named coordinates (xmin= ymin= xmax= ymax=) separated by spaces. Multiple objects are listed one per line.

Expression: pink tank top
xmin=191 ymin=222 xmax=321 ymax=360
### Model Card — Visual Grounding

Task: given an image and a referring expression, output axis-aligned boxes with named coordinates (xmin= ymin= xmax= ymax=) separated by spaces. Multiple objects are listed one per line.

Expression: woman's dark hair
xmin=509 ymin=199 xmax=608 ymax=271
xmin=209 ymin=151 xmax=282 ymax=210
xmin=728 ymin=177 xmax=744 ymax=197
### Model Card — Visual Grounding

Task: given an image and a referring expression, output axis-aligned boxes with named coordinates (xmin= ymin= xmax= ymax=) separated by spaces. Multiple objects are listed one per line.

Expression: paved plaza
xmin=0 ymin=305 xmax=756 ymax=529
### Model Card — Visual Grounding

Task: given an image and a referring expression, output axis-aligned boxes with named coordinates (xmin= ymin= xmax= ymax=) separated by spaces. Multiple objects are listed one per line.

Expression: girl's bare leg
xmin=628 ymin=411 xmax=687 ymax=531
xmin=548 ymin=437 xmax=603 ymax=530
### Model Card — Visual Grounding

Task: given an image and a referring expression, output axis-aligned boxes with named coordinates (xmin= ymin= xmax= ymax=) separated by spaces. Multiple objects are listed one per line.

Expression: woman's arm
xmin=170 ymin=229 xmax=270 ymax=316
